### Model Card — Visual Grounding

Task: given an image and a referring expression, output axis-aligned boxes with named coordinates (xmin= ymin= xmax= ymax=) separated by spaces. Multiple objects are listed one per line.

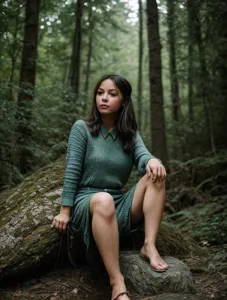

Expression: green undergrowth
xmin=165 ymin=195 xmax=227 ymax=246
xmin=167 ymin=151 xmax=227 ymax=193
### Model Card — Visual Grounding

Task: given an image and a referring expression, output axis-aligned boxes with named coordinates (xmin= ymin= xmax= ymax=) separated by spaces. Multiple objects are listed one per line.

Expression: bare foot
xmin=111 ymin=279 xmax=130 ymax=300
xmin=140 ymin=243 xmax=168 ymax=271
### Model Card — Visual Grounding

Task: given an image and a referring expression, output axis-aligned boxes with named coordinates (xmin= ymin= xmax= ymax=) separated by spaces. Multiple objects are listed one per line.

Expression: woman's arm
xmin=61 ymin=120 xmax=87 ymax=207
xmin=52 ymin=120 xmax=87 ymax=231
xmin=133 ymin=132 xmax=155 ymax=174
xmin=133 ymin=132 xmax=166 ymax=180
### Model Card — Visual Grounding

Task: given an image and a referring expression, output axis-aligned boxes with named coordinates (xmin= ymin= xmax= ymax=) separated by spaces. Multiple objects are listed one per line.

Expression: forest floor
xmin=0 ymin=244 xmax=226 ymax=300
xmin=0 ymin=193 xmax=226 ymax=300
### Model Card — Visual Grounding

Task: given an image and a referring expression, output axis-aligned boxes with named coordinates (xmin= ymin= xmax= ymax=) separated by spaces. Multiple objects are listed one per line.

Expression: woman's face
xmin=96 ymin=79 xmax=123 ymax=116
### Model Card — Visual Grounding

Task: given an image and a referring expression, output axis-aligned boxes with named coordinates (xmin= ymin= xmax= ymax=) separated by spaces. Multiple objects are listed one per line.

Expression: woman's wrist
xmin=60 ymin=205 xmax=71 ymax=216
xmin=148 ymin=157 xmax=162 ymax=165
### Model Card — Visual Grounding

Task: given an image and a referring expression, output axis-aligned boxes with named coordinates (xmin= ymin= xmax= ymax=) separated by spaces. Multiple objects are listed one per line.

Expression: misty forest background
xmin=0 ymin=0 xmax=227 ymax=197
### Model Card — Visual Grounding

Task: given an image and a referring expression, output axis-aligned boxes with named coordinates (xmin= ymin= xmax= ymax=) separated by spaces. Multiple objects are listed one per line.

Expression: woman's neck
xmin=101 ymin=115 xmax=117 ymax=130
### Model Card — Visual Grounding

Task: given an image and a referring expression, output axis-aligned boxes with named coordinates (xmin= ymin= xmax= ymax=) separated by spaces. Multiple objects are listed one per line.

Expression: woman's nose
xmin=102 ymin=93 xmax=108 ymax=101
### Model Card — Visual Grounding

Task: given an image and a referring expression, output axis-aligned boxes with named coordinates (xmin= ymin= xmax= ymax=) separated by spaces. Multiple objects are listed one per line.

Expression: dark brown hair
xmin=85 ymin=74 xmax=137 ymax=152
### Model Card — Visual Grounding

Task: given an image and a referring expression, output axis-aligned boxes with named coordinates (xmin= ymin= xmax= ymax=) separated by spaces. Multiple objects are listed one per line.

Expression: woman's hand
xmin=51 ymin=206 xmax=71 ymax=232
xmin=146 ymin=158 xmax=166 ymax=182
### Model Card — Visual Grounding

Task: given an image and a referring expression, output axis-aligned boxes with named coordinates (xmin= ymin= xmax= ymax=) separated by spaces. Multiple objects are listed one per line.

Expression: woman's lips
xmin=100 ymin=105 xmax=109 ymax=109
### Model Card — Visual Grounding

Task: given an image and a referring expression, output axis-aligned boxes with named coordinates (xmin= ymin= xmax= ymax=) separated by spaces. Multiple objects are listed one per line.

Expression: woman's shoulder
xmin=74 ymin=119 xmax=86 ymax=126
xmin=72 ymin=119 xmax=88 ymax=129
xmin=70 ymin=119 xmax=88 ymax=135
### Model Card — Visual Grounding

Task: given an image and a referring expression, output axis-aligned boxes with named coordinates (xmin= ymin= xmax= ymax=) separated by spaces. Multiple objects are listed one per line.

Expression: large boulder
xmin=120 ymin=253 xmax=195 ymax=295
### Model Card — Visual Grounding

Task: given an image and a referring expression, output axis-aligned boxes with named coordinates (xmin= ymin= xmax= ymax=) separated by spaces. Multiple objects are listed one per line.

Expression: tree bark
xmin=194 ymin=10 xmax=216 ymax=153
xmin=167 ymin=0 xmax=180 ymax=122
xmin=15 ymin=0 xmax=41 ymax=174
xmin=8 ymin=4 xmax=21 ymax=100
xmin=210 ymin=0 xmax=227 ymax=149
xmin=69 ymin=0 xmax=84 ymax=101
xmin=137 ymin=0 xmax=143 ymax=130
xmin=146 ymin=0 xmax=168 ymax=165
xmin=83 ymin=0 xmax=93 ymax=114
xmin=187 ymin=0 xmax=194 ymax=122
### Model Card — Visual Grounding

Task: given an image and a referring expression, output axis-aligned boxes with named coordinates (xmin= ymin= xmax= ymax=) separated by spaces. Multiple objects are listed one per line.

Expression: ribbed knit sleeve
xmin=133 ymin=132 xmax=154 ymax=175
xmin=61 ymin=120 xmax=87 ymax=207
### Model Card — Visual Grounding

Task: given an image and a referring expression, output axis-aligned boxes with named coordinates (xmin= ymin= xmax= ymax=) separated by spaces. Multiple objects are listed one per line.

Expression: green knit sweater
xmin=61 ymin=120 xmax=154 ymax=207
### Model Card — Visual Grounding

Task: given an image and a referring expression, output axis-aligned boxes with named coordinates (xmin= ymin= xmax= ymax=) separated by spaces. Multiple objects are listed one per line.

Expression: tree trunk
xmin=211 ymin=0 xmax=227 ymax=149
xmin=194 ymin=10 xmax=216 ymax=153
xmin=8 ymin=3 xmax=21 ymax=100
xmin=187 ymin=0 xmax=194 ymax=122
xmin=146 ymin=0 xmax=168 ymax=165
xmin=69 ymin=0 xmax=84 ymax=101
xmin=137 ymin=0 xmax=143 ymax=130
xmin=83 ymin=0 xmax=93 ymax=115
xmin=15 ymin=0 xmax=41 ymax=174
xmin=167 ymin=0 xmax=180 ymax=122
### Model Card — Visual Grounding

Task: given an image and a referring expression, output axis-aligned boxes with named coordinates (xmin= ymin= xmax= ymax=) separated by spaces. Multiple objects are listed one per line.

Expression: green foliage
xmin=0 ymin=85 xmax=15 ymax=189
xmin=125 ymin=151 xmax=227 ymax=199
xmin=167 ymin=195 xmax=227 ymax=246
xmin=0 ymin=0 xmax=227 ymax=190
xmin=166 ymin=152 xmax=227 ymax=247
xmin=0 ymin=82 xmax=84 ymax=190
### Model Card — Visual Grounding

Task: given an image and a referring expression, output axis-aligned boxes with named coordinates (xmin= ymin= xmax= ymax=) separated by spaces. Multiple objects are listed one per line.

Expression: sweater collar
xmin=100 ymin=123 xmax=117 ymax=140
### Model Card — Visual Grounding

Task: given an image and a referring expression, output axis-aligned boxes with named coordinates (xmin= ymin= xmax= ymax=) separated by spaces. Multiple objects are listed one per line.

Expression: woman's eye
xmin=97 ymin=91 xmax=117 ymax=96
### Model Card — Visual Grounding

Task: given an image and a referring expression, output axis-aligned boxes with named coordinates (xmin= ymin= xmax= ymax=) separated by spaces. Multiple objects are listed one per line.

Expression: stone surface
xmin=120 ymin=252 xmax=196 ymax=296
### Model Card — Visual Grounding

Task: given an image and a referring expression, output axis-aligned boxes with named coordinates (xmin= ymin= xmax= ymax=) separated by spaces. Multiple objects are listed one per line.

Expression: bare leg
xmin=131 ymin=175 xmax=168 ymax=271
xmin=90 ymin=192 xmax=130 ymax=300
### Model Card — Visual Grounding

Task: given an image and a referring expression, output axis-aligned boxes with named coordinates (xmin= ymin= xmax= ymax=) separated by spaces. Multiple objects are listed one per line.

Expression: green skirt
xmin=69 ymin=185 xmax=136 ymax=264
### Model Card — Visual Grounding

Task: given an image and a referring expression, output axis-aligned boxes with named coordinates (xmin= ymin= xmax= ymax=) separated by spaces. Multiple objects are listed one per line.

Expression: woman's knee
xmin=90 ymin=192 xmax=115 ymax=219
xmin=145 ymin=176 xmax=166 ymax=190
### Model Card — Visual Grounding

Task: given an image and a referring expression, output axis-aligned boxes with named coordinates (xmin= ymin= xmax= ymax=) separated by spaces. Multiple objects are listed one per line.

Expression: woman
xmin=52 ymin=74 xmax=168 ymax=300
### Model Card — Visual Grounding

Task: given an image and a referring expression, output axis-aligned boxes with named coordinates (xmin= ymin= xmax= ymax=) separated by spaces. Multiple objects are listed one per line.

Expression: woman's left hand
xmin=146 ymin=158 xmax=166 ymax=182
